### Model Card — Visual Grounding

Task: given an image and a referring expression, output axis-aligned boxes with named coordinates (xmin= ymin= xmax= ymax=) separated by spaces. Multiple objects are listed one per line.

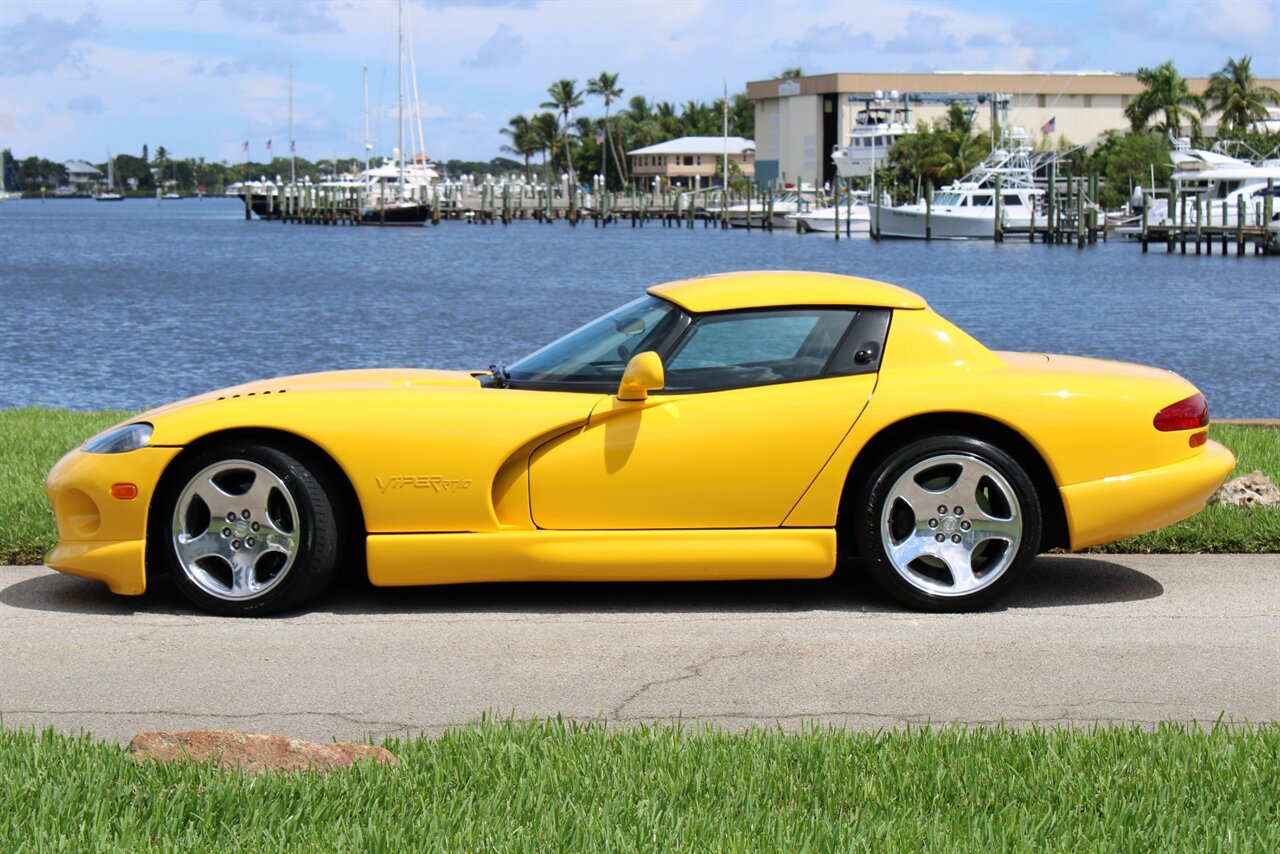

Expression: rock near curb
xmin=129 ymin=729 xmax=397 ymax=773
xmin=1212 ymin=470 xmax=1280 ymax=507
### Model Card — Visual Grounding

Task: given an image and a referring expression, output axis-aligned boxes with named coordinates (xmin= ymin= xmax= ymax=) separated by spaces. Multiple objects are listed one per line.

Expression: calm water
xmin=1 ymin=197 xmax=1276 ymax=416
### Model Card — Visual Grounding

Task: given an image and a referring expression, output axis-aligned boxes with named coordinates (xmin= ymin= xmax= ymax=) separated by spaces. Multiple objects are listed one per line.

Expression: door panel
xmin=529 ymin=375 xmax=876 ymax=529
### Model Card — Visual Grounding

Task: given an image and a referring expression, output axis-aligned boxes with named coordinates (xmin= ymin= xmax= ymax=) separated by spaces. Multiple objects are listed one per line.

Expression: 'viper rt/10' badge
xmin=376 ymin=476 xmax=473 ymax=494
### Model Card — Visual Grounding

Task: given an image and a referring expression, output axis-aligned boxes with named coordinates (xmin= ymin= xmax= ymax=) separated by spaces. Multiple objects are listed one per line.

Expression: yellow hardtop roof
xmin=646 ymin=271 xmax=928 ymax=313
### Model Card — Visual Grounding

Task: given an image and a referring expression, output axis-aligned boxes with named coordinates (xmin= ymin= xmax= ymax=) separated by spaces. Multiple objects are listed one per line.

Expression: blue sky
xmin=2 ymin=0 xmax=1277 ymax=166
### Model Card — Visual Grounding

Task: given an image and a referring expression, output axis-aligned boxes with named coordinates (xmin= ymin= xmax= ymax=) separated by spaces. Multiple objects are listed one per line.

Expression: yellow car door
xmin=529 ymin=307 xmax=885 ymax=530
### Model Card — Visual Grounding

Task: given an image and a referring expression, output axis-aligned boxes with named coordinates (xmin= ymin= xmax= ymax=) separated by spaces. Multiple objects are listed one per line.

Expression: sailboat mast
xmin=722 ymin=79 xmax=728 ymax=193
xmin=289 ymin=64 xmax=296 ymax=186
xmin=363 ymin=66 xmax=371 ymax=174
xmin=397 ymin=0 xmax=405 ymax=197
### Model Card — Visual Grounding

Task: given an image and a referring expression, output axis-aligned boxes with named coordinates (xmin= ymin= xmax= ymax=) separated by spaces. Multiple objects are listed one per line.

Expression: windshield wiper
xmin=488 ymin=362 xmax=511 ymax=389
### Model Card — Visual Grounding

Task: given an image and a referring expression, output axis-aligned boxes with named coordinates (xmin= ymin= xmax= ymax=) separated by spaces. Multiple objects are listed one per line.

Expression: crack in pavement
xmin=610 ymin=647 xmax=758 ymax=720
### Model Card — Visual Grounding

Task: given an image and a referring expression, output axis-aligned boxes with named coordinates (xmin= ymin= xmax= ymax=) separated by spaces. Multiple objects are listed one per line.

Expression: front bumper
xmin=43 ymin=446 xmax=180 ymax=595
xmin=1061 ymin=440 xmax=1235 ymax=550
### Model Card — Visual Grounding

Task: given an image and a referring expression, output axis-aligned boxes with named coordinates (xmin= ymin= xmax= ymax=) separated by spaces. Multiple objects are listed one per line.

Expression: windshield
xmin=506 ymin=296 xmax=686 ymax=385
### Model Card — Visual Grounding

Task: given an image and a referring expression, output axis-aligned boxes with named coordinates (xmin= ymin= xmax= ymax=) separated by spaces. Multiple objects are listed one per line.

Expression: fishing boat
xmin=872 ymin=127 xmax=1042 ymax=240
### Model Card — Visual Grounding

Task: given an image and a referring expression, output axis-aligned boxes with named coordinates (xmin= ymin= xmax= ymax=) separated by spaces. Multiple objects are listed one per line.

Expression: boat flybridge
xmin=872 ymin=127 xmax=1043 ymax=240
xmin=832 ymin=91 xmax=914 ymax=179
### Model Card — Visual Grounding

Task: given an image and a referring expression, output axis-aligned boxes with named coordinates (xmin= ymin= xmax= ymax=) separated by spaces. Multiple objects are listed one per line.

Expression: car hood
xmin=138 ymin=368 xmax=483 ymax=419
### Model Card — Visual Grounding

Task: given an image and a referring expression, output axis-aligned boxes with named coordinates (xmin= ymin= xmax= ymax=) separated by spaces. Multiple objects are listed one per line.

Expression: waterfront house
xmin=64 ymin=160 xmax=103 ymax=195
xmin=628 ymin=136 xmax=755 ymax=188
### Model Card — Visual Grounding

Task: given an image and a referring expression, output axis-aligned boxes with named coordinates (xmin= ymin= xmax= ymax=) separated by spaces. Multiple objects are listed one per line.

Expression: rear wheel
xmin=154 ymin=442 xmax=342 ymax=616
xmin=852 ymin=435 xmax=1041 ymax=612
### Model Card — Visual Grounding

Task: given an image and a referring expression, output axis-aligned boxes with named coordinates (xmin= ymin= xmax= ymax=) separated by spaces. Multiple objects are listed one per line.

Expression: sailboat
xmin=95 ymin=150 xmax=124 ymax=201
xmin=360 ymin=0 xmax=432 ymax=225
xmin=0 ymin=154 xmax=19 ymax=201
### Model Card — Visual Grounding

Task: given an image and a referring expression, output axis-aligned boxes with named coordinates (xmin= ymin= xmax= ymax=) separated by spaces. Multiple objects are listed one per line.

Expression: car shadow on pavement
xmin=2 ymin=554 xmax=1162 ymax=617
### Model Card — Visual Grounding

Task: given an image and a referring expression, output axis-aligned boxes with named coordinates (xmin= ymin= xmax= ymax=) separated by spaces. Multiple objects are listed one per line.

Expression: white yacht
xmin=786 ymin=191 xmax=874 ymax=233
xmin=831 ymin=93 xmax=913 ymax=179
xmin=872 ymin=127 xmax=1043 ymax=240
xmin=1131 ymin=138 xmax=1280 ymax=229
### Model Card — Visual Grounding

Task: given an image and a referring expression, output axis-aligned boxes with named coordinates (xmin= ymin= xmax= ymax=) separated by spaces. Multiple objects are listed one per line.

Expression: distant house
xmin=628 ymin=136 xmax=755 ymax=188
xmin=64 ymin=161 xmax=102 ymax=194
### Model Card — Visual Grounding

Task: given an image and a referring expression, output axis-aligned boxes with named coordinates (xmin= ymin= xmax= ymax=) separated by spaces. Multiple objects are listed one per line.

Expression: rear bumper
xmin=1061 ymin=440 xmax=1235 ymax=550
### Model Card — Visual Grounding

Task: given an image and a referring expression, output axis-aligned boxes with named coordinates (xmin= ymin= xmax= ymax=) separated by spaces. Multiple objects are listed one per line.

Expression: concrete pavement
xmin=1 ymin=554 xmax=1276 ymax=743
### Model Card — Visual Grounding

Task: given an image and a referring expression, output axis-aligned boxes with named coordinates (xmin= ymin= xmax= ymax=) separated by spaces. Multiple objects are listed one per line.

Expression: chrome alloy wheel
xmin=171 ymin=459 xmax=301 ymax=601
xmin=879 ymin=453 xmax=1023 ymax=597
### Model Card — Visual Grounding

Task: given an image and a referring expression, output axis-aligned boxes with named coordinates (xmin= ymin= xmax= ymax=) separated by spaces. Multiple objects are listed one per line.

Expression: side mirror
xmin=617 ymin=351 xmax=665 ymax=401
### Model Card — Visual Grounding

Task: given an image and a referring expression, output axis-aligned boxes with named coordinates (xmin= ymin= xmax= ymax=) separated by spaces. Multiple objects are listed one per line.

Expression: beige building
xmin=747 ymin=71 xmax=1280 ymax=187
xmin=628 ymin=136 xmax=755 ymax=187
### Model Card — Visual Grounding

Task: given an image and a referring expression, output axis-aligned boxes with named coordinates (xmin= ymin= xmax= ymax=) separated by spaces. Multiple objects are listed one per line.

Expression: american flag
xmin=266 ymin=139 xmax=273 ymax=152
xmin=1041 ymin=117 xmax=1056 ymax=135
xmin=290 ymin=139 xmax=296 ymax=153
xmin=242 ymin=140 xmax=248 ymax=153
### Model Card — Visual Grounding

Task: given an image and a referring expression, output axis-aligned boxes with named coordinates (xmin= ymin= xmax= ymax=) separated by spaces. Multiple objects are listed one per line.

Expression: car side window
xmin=663 ymin=309 xmax=857 ymax=392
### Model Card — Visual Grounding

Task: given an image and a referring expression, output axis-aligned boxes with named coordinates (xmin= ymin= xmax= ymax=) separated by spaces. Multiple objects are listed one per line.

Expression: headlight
xmin=83 ymin=423 xmax=153 ymax=454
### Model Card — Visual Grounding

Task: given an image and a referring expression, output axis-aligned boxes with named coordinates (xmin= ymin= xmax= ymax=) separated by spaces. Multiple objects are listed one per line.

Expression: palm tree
xmin=531 ymin=112 xmax=561 ymax=181
xmin=499 ymin=115 xmax=538 ymax=182
xmin=1206 ymin=55 xmax=1280 ymax=132
xmin=541 ymin=79 xmax=584 ymax=186
xmin=587 ymin=71 xmax=624 ymax=186
xmin=1125 ymin=60 xmax=1207 ymax=138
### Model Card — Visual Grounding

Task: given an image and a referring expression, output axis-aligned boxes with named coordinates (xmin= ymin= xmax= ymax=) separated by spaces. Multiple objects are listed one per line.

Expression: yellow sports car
xmin=45 ymin=271 xmax=1234 ymax=615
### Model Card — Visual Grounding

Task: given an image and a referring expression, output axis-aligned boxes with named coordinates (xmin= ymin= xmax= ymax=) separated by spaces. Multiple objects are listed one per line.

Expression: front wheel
xmin=153 ymin=442 xmax=343 ymax=616
xmin=851 ymin=436 xmax=1041 ymax=612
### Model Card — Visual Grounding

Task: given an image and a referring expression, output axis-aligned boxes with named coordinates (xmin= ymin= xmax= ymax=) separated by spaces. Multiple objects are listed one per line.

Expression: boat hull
xmin=872 ymin=205 xmax=1031 ymax=240
xmin=788 ymin=210 xmax=871 ymax=234
xmin=361 ymin=203 xmax=429 ymax=225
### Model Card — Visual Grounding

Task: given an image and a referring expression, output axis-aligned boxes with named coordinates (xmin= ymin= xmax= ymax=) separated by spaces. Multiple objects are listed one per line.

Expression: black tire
xmin=851 ymin=435 xmax=1041 ymax=612
xmin=152 ymin=441 xmax=343 ymax=616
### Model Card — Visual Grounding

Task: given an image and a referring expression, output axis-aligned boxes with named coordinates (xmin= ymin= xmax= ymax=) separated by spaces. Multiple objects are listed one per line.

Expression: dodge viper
xmin=44 ymin=271 xmax=1234 ymax=615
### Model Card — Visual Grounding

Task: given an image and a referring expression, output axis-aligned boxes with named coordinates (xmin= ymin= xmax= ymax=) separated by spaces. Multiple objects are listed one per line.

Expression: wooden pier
xmin=234 ymin=173 xmax=1277 ymax=254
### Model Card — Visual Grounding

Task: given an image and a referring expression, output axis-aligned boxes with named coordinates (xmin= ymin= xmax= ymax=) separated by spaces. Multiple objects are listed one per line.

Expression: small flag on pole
xmin=290 ymin=139 xmax=296 ymax=153
xmin=1041 ymin=116 xmax=1056 ymax=135
xmin=266 ymin=139 xmax=273 ymax=152
xmin=242 ymin=140 xmax=249 ymax=153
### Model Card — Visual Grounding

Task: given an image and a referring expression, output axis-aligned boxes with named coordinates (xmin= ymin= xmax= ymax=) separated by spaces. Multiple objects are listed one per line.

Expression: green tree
xmin=16 ymin=156 xmax=67 ymax=191
xmin=1125 ymin=60 xmax=1207 ymax=138
xmin=500 ymin=114 xmax=539 ymax=182
xmin=1088 ymin=130 xmax=1170 ymax=210
xmin=531 ymin=111 xmax=562 ymax=180
xmin=541 ymin=79 xmax=584 ymax=186
xmin=587 ymin=71 xmax=624 ymax=187
xmin=778 ymin=68 xmax=804 ymax=79
xmin=1206 ymin=55 xmax=1280 ymax=133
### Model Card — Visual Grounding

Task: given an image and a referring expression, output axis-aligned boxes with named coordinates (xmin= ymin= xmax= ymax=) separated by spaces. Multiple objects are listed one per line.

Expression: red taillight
xmin=1154 ymin=393 xmax=1209 ymax=432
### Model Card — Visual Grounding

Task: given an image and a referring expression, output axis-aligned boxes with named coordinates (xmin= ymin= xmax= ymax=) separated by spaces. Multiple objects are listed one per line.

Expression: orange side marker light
xmin=110 ymin=483 xmax=139 ymax=500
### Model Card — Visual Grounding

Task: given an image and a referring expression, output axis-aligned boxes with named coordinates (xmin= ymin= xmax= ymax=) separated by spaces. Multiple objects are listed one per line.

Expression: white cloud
xmin=460 ymin=24 xmax=526 ymax=69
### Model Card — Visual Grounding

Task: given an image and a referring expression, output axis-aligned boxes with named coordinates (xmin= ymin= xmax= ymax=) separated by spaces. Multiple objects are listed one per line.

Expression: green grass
xmin=0 ymin=410 xmax=1276 ymax=565
xmin=0 ymin=408 xmax=132 ymax=564
xmin=1 ymin=719 xmax=1277 ymax=851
